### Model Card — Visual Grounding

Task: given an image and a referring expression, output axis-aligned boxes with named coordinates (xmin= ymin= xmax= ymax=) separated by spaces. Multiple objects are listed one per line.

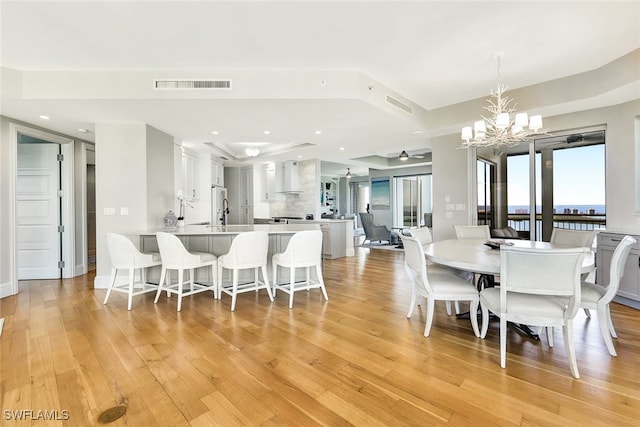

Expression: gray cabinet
xmin=597 ymin=232 xmax=640 ymax=305
xmin=240 ymin=166 xmax=254 ymax=224
xmin=319 ymin=222 xmax=346 ymax=259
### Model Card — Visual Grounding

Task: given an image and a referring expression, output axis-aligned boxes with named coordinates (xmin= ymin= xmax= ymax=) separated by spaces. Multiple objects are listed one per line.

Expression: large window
xmin=393 ymin=175 xmax=432 ymax=228
xmin=504 ymin=130 xmax=606 ymax=240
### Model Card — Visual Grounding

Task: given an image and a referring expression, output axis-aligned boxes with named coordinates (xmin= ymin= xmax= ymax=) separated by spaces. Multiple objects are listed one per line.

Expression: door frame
xmin=8 ymin=123 xmax=75 ymax=294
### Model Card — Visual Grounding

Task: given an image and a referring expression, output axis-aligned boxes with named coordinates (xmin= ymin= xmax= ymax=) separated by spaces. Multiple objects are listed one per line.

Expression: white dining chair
xmin=104 ymin=232 xmax=162 ymax=310
xmin=454 ymin=225 xmax=491 ymax=240
xmin=550 ymin=228 xmax=597 ymax=248
xmin=218 ymin=231 xmax=273 ymax=311
xmin=401 ymin=235 xmax=480 ymax=337
xmin=272 ymin=230 xmax=328 ymax=308
xmin=479 ymin=245 xmax=589 ymax=378
xmin=154 ymin=232 xmax=217 ymax=312
xmin=408 ymin=227 xmax=474 ymax=316
xmin=581 ymin=235 xmax=636 ymax=356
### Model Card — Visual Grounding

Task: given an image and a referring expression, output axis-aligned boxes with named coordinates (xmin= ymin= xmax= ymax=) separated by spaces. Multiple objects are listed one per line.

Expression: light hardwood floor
xmin=1 ymin=247 xmax=639 ymax=426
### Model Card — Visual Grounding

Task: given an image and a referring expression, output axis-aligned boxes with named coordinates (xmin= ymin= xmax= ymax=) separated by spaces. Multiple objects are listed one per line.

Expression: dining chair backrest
xmin=454 ymin=225 xmax=491 ymax=240
xmin=401 ymin=235 xmax=431 ymax=293
xmin=550 ymin=228 xmax=597 ymax=248
xmin=223 ymin=231 xmax=269 ymax=269
xmin=407 ymin=227 xmax=433 ymax=245
xmin=500 ymin=246 xmax=589 ymax=318
xmin=277 ymin=230 xmax=322 ymax=266
xmin=601 ymin=235 xmax=636 ymax=301
xmin=107 ymin=233 xmax=147 ymax=267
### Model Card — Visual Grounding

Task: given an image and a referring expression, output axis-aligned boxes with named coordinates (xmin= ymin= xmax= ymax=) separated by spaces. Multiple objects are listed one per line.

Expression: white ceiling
xmin=1 ymin=1 xmax=639 ymax=177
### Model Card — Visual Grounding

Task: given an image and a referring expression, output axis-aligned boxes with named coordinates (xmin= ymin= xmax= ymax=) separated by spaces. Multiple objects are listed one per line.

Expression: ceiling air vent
xmin=154 ymin=79 xmax=231 ymax=90
xmin=385 ymin=94 xmax=413 ymax=115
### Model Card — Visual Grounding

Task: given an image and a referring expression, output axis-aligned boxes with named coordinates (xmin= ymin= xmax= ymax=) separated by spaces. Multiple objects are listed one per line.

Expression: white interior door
xmin=17 ymin=142 xmax=61 ymax=279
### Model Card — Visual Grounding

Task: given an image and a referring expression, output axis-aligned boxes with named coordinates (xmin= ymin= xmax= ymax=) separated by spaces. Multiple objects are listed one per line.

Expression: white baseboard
xmin=75 ymin=263 xmax=87 ymax=277
xmin=94 ymin=275 xmax=111 ymax=289
xmin=0 ymin=281 xmax=16 ymax=299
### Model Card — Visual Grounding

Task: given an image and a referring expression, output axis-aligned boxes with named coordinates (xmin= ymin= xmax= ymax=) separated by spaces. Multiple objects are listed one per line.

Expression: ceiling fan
xmin=537 ymin=130 xmax=605 ymax=149
xmin=398 ymin=150 xmax=431 ymax=161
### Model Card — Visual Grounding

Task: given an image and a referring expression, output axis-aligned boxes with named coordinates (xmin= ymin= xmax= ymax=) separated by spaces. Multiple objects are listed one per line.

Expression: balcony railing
xmin=507 ymin=213 xmax=606 ymax=241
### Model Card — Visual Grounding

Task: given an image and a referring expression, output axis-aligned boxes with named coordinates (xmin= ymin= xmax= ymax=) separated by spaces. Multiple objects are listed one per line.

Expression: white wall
xmin=94 ymin=123 xmax=174 ymax=287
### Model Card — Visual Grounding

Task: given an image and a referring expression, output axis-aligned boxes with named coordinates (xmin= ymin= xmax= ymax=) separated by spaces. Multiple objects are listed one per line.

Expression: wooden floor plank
xmin=1 ymin=248 xmax=639 ymax=425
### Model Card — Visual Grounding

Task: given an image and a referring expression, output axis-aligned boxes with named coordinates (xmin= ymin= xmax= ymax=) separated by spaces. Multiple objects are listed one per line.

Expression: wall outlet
xmin=104 ymin=207 xmax=115 ymax=216
xmin=446 ymin=204 xmax=455 ymax=211
xmin=455 ymin=204 xmax=465 ymax=211
xmin=120 ymin=207 xmax=129 ymax=216
xmin=445 ymin=211 xmax=453 ymax=219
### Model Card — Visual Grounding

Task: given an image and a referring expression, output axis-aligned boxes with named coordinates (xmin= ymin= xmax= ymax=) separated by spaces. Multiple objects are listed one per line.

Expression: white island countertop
xmin=140 ymin=223 xmax=320 ymax=235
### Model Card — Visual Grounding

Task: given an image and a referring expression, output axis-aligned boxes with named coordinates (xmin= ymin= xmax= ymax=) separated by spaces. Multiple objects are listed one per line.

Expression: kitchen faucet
xmin=221 ymin=198 xmax=229 ymax=225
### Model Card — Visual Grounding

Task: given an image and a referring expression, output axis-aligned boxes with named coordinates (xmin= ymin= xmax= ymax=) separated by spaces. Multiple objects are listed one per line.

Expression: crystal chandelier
xmin=461 ymin=54 xmax=543 ymax=148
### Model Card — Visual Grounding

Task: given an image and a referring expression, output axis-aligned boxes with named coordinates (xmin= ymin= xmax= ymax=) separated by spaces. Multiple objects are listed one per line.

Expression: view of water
xmin=507 ymin=205 xmax=606 ymax=215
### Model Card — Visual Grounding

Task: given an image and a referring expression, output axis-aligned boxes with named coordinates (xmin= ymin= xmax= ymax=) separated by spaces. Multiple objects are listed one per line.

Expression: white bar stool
xmin=272 ymin=229 xmax=328 ymax=308
xmin=154 ymin=232 xmax=217 ymax=312
xmin=218 ymin=231 xmax=273 ymax=311
xmin=104 ymin=232 xmax=162 ymax=310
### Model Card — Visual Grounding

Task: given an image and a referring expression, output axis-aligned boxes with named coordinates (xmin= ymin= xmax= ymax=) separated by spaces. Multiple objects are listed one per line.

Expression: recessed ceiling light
xmin=263 ymin=130 xmax=271 ymax=135
xmin=297 ymin=155 xmax=303 ymax=159
xmin=339 ymin=147 xmax=345 ymax=151
xmin=211 ymin=131 xmax=219 ymax=135
xmin=77 ymin=128 xmax=89 ymax=133
xmin=315 ymin=130 xmax=322 ymax=135
xmin=39 ymin=115 xmax=50 ymax=120
xmin=412 ymin=130 xmax=424 ymax=135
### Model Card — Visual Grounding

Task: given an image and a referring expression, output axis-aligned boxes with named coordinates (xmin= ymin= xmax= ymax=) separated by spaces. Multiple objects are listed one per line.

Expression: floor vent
xmin=385 ymin=94 xmax=413 ymax=115
xmin=154 ymin=79 xmax=231 ymax=90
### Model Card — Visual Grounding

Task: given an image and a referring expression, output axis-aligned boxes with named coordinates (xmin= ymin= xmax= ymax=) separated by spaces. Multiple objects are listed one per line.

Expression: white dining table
xmin=423 ymin=238 xmax=595 ymax=339
xmin=423 ymin=238 xmax=595 ymax=276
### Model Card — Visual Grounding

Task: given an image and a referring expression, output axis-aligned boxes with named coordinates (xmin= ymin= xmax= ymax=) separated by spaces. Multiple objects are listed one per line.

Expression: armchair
xmin=359 ymin=212 xmax=392 ymax=246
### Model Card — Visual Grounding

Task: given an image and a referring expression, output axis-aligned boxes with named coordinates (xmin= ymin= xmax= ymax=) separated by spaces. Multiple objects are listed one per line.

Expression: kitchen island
xmin=137 ymin=223 xmax=322 ymax=283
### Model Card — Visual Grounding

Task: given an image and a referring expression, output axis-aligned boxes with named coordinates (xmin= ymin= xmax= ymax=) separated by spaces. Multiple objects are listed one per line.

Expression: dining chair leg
xmin=127 ymin=268 xmax=135 ymax=311
xmin=423 ymin=298 xmax=435 ymax=337
xmin=606 ymin=305 xmax=618 ymax=338
xmin=211 ymin=264 xmax=218 ymax=299
xmin=154 ymin=267 xmax=167 ymax=303
xmin=272 ymin=259 xmax=278 ymax=296
xmin=500 ymin=317 xmax=507 ymax=368
xmin=407 ymin=286 xmax=418 ymax=318
xmin=177 ymin=269 xmax=184 ymax=312
xmin=598 ymin=303 xmax=617 ymax=356
xmin=262 ymin=265 xmax=274 ymax=301
xmin=469 ymin=298 xmax=480 ymax=337
xmin=563 ymin=321 xmax=580 ymax=379
xmin=583 ymin=308 xmax=591 ymax=318
xmin=480 ymin=304 xmax=490 ymax=339
xmin=445 ymin=301 xmax=452 ymax=316
xmin=104 ymin=267 xmax=117 ymax=304
xmin=289 ymin=266 xmax=295 ymax=309
xmin=546 ymin=327 xmax=554 ymax=347
xmin=231 ymin=269 xmax=239 ymax=311
xmin=316 ymin=264 xmax=328 ymax=302
xmin=454 ymin=301 xmax=461 ymax=315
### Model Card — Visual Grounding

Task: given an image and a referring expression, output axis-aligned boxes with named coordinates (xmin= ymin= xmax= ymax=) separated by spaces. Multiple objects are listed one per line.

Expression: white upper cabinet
xmin=211 ymin=159 xmax=224 ymax=186
xmin=182 ymin=149 xmax=200 ymax=200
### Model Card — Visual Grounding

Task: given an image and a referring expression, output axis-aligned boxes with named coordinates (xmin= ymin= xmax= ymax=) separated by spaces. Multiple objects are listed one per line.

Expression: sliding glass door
xmin=393 ymin=175 xmax=432 ymax=228
xmin=499 ymin=130 xmax=606 ymax=241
